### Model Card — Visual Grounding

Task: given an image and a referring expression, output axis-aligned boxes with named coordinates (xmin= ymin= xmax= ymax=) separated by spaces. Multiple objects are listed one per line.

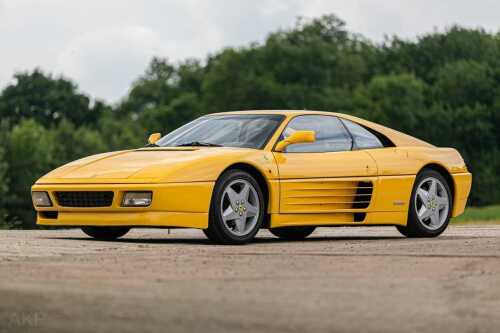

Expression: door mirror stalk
xmin=275 ymin=130 xmax=316 ymax=152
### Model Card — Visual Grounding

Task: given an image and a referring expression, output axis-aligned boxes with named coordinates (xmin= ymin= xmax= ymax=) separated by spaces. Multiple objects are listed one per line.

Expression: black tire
xmin=396 ymin=169 xmax=452 ymax=238
xmin=81 ymin=227 xmax=130 ymax=240
xmin=269 ymin=226 xmax=316 ymax=240
xmin=203 ymin=169 xmax=265 ymax=245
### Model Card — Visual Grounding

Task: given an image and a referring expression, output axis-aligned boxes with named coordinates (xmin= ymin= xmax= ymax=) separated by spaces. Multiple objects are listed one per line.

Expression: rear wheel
xmin=269 ymin=226 xmax=316 ymax=240
xmin=397 ymin=170 xmax=452 ymax=238
xmin=81 ymin=227 xmax=130 ymax=240
xmin=203 ymin=169 xmax=264 ymax=244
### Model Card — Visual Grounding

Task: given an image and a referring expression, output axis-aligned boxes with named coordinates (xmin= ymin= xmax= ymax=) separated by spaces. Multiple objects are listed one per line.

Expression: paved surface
xmin=0 ymin=225 xmax=499 ymax=333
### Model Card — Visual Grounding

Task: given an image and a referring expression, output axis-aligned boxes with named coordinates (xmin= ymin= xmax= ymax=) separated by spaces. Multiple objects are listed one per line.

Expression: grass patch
xmin=452 ymin=205 xmax=500 ymax=224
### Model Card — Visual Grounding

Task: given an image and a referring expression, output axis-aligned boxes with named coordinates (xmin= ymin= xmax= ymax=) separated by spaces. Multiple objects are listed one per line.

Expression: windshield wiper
xmin=176 ymin=141 xmax=223 ymax=147
xmin=145 ymin=143 xmax=159 ymax=147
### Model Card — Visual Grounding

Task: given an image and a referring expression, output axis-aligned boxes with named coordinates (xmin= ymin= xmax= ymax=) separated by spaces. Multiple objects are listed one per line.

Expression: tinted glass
xmin=282 ymin=115 xmax=352 ymax=153
xmin=156 ymin=114 xmax=284 ymax=149
xmin=341 ymin=119 xmax=383 ymax=149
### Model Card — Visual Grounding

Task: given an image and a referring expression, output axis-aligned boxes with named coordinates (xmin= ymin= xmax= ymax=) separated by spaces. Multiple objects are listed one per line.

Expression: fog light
xmin=32 ymin=191 xmax=52 ymax=207
xmin=122 ymin=192 xmax=152 ymax=207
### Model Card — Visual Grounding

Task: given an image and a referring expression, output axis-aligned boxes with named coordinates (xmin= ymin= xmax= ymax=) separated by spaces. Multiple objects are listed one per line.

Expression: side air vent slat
xmin=281 ymin=180 xmax=374 ymax=217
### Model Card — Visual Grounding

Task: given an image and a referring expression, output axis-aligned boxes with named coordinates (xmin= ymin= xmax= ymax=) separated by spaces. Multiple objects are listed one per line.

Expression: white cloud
xmin=298 ymin=0 xmax=500 ymax=41
xmin=56 ymin=26 xmax=169 ymax=103
xmin=1 ymin=0 xmax=500 ymax=102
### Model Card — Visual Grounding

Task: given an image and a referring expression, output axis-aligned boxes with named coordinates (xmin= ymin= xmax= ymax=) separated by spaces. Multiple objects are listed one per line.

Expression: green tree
xmin=263 ymin=14 xmax=375 ymax=90
xmin=201 ymin=14 xmax=377 ymax=111
xmin=378 ymin=27 xmax=500 ymax=82
xmin=98 ymin=113 xmax=146 ymax=151
xmin=433 ymin=60 xmax=495 ymax=107
xmin=0 ymin=69 xmax=102 ymax=128
xmin=52 ymin=119 xmax=107 ymax=166
xmin=202 ymin=48 xmax=284 ymax=111
xmin=5 ymin=119 xmax=56 ymax=227
xmin=140 ymin=93 xmax=203 ymax=134
xmin=354 ymin=73 xmax=427 ymax=134
xmin=119 ymin=57 xmax=205 ymax=114
xmin=119 ymin=58 xmax=179 ymax=115
xmin=0 ymin=146 xmax=8 ymax=228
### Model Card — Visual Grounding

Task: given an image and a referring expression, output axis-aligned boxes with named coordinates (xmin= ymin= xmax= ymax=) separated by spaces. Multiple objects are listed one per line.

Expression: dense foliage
xmin=1 ymin=14 xmax=499 ymax=228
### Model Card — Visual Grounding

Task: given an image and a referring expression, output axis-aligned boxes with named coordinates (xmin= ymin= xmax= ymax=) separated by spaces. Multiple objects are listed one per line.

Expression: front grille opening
xmin=55 ymin=191 xmax=114 ymax=207
xmin=40 ymin=211 xmax=58 ymax=219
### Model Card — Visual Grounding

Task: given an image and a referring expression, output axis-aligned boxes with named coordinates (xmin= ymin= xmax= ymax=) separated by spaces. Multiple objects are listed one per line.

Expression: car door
xmin=273 ymin=115 xmax=378 ymax=215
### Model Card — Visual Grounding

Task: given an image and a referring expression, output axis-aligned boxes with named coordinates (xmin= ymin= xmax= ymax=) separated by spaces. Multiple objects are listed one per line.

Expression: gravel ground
xmin=0 ymin=225 xmax=499 ymax=333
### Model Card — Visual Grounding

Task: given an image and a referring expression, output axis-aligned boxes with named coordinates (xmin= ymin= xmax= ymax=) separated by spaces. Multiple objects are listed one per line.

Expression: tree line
xmin=1 ymin=14 xmax=499 ymax=228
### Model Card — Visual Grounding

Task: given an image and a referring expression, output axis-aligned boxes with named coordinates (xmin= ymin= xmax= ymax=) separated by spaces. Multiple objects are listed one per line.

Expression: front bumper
xmin=32 ymin=182 xmax=214 ymax=228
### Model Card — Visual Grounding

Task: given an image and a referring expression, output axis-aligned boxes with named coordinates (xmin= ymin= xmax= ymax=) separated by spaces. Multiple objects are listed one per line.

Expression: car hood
xmin=36 ymin=147 xmax=263 ymax=184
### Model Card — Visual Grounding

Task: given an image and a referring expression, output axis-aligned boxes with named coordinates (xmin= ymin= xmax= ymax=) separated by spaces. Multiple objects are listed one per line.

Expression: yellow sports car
xmin=32 ymin=111 xmax=472 ymax=244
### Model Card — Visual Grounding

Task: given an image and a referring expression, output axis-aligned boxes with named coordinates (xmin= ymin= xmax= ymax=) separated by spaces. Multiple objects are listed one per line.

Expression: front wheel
xmin=203 ymin=169 xmax=265 ymax=244
xmin=269 ymin=226 xmax=316 ymax=240
xmin=81 ymin=227 xmax=130 ymax=241
xmin=397 ymin=170 xmax=452 ymax=238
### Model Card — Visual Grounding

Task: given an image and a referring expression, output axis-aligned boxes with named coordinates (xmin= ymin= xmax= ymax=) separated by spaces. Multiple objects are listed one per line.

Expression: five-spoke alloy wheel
xmin=204 ymin=169 xmax=265 ymax=244
xmin=220 ymin=179 xmax=260 ymax=237
xmin=397 ymin=169 xmax=452 ymax=237
xmin=414 ymin=176 xmax=450 ymax=230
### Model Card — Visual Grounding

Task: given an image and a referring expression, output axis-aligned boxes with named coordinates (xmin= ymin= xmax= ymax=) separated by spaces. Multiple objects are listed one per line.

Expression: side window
xmin=282 ymin=115 xmax=352 ymax=153
xmin=341 ymin=119 xmax=383 ymax=150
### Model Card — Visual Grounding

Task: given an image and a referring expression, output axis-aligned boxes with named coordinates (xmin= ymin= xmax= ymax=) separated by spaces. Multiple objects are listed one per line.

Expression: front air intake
xmin=352 ymin=181 xmax=373 ymax=209
xmin=55 ymin=191 xmax=114 ymax=207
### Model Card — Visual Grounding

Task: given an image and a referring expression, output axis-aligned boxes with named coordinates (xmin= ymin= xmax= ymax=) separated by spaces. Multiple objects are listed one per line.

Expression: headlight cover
xmin=32 ymin=191 xmax=52 ymax=207
xmin=122 ymin=191 xmax=152 ymax=207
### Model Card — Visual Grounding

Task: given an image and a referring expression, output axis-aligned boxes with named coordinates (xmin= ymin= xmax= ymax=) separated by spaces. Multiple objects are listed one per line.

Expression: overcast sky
xmin=1 ymin=0 xmax=500 ymax=103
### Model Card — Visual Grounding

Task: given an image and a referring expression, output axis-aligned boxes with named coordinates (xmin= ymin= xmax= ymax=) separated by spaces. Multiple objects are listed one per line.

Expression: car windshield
xmin=155 ymin=114 xmax=285 ymax=149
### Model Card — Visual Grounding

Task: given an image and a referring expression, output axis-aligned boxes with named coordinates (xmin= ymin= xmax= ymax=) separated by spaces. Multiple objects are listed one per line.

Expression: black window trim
xmin=208 ymin=113 xmax=287 ymax=150
xmin=339 ymin=117 xmax=395 ymax=150
xmin=339 ymin=118 xmax=355 ymax=150
xmin=159 ymin=113 xmax=286 ymax=150
xmin=272 ymin=114 xmax=354 ymax=153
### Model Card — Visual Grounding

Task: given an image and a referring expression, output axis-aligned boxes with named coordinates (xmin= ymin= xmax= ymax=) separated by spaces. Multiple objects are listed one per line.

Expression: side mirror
xmin=275 ymin=130 xmax=316 ymax=152
xmin=148 ymin=133 xmax=162 ymax=145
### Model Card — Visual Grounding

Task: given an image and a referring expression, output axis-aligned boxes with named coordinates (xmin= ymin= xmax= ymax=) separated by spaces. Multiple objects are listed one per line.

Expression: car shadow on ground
xmin=42 ymin=235 xmax=412 ymax=245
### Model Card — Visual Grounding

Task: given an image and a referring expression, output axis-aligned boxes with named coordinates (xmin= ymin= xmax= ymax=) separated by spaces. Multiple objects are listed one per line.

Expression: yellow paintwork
xmin=148 ymin=133 xmax=161 ymax=145
xmin=275 ymin=130 xmax=316 ymax=152
xmin=32 ymin=110 xmax=472 ymax=229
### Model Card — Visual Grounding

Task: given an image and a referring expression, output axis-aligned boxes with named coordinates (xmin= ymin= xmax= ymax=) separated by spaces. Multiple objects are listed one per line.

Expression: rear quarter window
xmin=341 ymin=119 xmax=389 ymax=150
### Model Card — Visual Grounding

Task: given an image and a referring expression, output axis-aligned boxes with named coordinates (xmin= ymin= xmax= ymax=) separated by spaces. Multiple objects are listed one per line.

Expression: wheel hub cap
xmin=221 ymin=179 xmax=260 ymax=236
xmin=415 ymin=176 xmax=450 ymax=231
